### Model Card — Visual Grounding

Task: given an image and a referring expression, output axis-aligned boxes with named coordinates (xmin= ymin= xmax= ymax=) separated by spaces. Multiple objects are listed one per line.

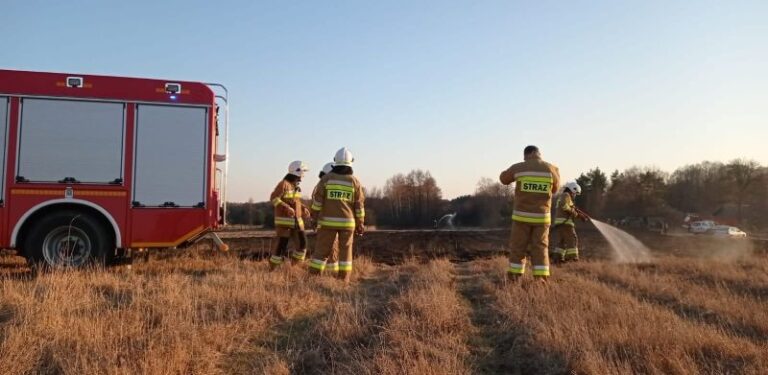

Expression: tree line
xmin=577 ymin=159 xmax=767 ymax=231
xmin=226 ymin=170 xmax=514 ymax=229
xmin=227 ymin=159 xmax=768 ymax=232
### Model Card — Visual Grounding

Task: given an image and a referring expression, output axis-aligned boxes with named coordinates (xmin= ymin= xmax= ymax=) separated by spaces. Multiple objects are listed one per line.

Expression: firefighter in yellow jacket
xmin=309 ymin=148 xmax=365 ymax=283
xmin=553 ymin=181 xmax=590 ymax=262
xmin=499 ymin=145 xmax=560 ymax=282
xmin=314 ymin=162 xmax=340 ymax=275
xmin=269 ymin=161 xmax=311 ymax=270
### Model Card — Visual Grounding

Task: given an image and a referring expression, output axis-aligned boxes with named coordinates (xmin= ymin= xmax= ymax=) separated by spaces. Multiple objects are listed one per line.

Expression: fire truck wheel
xmin=22 ymin=210 xmax=114 ymax=268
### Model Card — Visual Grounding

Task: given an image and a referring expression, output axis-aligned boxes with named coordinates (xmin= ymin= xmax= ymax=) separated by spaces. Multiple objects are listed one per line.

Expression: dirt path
xmin=453 ymin=262 xmax=511 ymax=374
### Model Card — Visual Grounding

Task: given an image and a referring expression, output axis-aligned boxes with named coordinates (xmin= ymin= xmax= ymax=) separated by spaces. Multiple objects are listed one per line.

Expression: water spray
xmin=435 ymin=213 xmax=457 ymax=230
xmin=591 ymin=219 xmax=652 ymax=263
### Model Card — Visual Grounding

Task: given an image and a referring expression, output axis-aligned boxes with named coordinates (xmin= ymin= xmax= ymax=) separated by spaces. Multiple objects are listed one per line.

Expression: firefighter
xmin=314 ymin=162 xmax=340 ymax=275
xmin=318 ymin=162 xmax=333 ymax=179
xmin=269 ymin=160 xmax=311 ymax=270
xmin=309 ymin=148 xmax=365 ymax=283
xmin=499 ymin=145 xmax=560 ymax=282
xmin=553 ymin=181 xmax=590 ymax=263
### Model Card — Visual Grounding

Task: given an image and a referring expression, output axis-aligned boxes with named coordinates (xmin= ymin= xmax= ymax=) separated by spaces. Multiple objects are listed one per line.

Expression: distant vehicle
xmin=619 ymin=217 xmax=645 ymax=229
xmin=689 ymin=220 xmax=716 ymax=234
xmin=708 ymin=226 xmax=748 ymax=238
xmin=646 ymin=217 xmax=668 ymax=233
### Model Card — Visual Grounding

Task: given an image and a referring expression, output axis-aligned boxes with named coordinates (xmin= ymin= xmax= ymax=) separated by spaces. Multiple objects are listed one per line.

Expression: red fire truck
xmin=0 ymin=69 xmax=229 ymax=267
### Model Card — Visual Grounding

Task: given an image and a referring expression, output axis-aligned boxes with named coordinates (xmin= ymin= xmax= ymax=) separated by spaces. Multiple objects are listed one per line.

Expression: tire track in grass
xmin=453 ymin=261 xmax=497 ymax=373
xmin=453 ymin=259 xmax=551 ymax=374
xmin=456 ymin=258 xmax=568 ymax=374
xmin=365 ymin=259 xmax=474 ymax=375
xmin=468 ymin=258 xmax=767 ymax=374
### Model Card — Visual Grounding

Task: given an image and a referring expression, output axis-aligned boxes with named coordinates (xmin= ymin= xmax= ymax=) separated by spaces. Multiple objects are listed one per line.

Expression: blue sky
xmin=2 ymin=1 xmax=767 ymax=201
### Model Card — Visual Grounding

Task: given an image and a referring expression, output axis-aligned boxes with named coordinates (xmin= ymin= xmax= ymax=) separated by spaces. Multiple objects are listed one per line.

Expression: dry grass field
xmin=1 ymin=250 xmax=768 ymax=374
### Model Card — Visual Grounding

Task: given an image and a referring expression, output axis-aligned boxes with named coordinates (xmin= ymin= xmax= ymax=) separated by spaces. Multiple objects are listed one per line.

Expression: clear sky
xmin=2 ymin=1 xmax=767 ymax=202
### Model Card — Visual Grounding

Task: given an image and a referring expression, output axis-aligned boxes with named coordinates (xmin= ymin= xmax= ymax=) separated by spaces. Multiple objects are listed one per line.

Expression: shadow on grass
xmin=179 ymin=268 xmax=225 ymax=282
xmin=679 ymin=274 xmax=768 ymax=300
xmin=0 ymin=269 xmax=34 ymax=281
xmin=0 ymin=303 xmax=15 ymax=325
xmin=0 ymin=256 xmax=35 ymax=281
xmin=294 ymin=271 xmax=414 ymax=374
xmin=222 ymin=268 xmax=413 ymax=374
xmin=94 ymin=284 xmax=134 ymax=309
xmin=634 ymin=263 xmax=768 ymax=300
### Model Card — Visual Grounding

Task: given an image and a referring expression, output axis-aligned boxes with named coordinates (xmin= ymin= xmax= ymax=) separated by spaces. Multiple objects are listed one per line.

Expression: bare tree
xmin=247 ymin=197 xmax=255 ymax=225
xmin=575 ymin=168 xmax=608 ymax=217
xmin=604 ymin=167 xmax=669 ymax=218
xmin=380 ymin=170 xmax=444 ymax=227
xmin=727 ymin=159 xmax=762 ymax=224
xmin=475 ymin=177 xmax=513 ymax=198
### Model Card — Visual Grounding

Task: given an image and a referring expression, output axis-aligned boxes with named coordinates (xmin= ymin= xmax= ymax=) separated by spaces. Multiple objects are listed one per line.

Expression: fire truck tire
xmin=22 ymin=210 xmax=114 ymax=268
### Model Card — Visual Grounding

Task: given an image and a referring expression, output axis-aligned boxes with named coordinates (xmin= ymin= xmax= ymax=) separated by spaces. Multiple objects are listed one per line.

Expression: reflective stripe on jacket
xmin=554 ymin=192 xmax=576 ymax=226
xmin=500 ymin=156 xmax=560 ymax=225
xmin=311 ymin=172 xmax=365 ymax=231
xmin=270 ymin=179 xmax=307 ymax=228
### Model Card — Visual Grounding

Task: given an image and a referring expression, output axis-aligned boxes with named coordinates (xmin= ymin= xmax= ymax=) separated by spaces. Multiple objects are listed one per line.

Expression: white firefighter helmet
xmin=321 ymin=162 xmax=334 ymax=174
xmin=288 ymin=160 xmax=309 ymax=177
xmin=333 ymin=147 xmax=355 ymax=166
xmin=564 ymin=181 xmax=582 ymax=195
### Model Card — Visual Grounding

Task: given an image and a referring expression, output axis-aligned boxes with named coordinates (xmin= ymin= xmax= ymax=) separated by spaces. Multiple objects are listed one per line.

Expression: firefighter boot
xmin=270 ymin=237 xmax=290 ymax=271
xmin=269 ymin=256 xmax=284 ymax=271
xmin=337 ymin=270 xmax=351 ymax=284
xmin=507 ymin=273 xmax=523 ymax=283
xmin=290 ymin=249 xmax=307 ymax=265
xmin=290 ymin=231 xmax=309 ymax=265
xmin=335 ymin=232 xmax=354 ymax=283
xmin=507 ymin=261 xmax=525 ymax=283
xmin=550 ymin=248 xmax=565 ymax=264
xmin=563 ymin=248 xmax=579 ymax=262
xmin=307 ymin=258 xmax=327 ymax=276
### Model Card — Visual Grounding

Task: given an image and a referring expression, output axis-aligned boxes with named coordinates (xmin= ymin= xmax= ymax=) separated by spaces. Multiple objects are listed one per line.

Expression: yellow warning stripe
xmin=11 ymin=189 xmax=62 ymax=196
xmin=131 ymin=225 xmax=207 ymax=248
xmin=11 ymin=189 xmax=127 ymax=197
xmin=75 ymin=191 xmax=127 ymax=197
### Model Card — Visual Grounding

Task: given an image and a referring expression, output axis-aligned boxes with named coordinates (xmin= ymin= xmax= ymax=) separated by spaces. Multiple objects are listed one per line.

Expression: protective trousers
xmin=311 ymin=225 xmax=341 ymax=274
xmin=508 ymin=221 xmax=551 ymax=278
xmin=270 ymin=227 xmax=308 ymax=268
xmin=309 ymin=228 xmax=354 ymax=280
xmin=324 ymin=238 xmax=341 ymax=274
xmin=555 ymin=224 xmax=579 ymax=262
